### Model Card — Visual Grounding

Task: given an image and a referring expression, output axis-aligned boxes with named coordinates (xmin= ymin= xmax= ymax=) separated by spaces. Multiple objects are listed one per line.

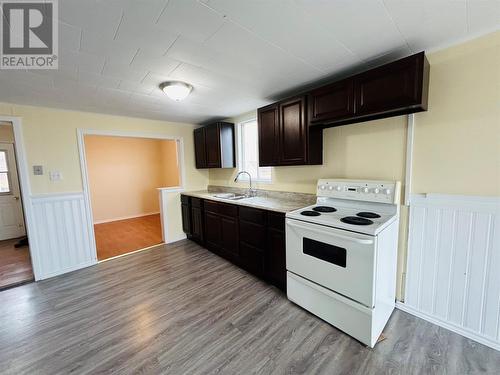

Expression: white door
xmin=0 ymin=143 xmax=26 ymax=240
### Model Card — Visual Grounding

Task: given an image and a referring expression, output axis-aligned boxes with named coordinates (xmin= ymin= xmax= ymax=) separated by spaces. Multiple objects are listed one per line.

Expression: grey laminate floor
xmin=1 ymin=240 xmax=499 ymax=375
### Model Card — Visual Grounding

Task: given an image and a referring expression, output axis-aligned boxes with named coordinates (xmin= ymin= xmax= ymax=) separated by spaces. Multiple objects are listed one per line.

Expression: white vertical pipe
xmin=405 ymin=114 xmax=415 ymax=206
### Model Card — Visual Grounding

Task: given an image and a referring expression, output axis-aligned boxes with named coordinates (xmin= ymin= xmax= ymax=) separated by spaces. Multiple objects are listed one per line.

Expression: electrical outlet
xmin=33 ymin=165 xmax=43 ymax=175
xmin=49 ymin=171 xmax=63 ymax=181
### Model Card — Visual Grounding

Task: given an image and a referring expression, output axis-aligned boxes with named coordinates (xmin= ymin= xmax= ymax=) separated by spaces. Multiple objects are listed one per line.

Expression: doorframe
xmin=76 ymin=128 xmax=186 ymax=262
xmin=0 ymin=116 xmax=41 ymax=280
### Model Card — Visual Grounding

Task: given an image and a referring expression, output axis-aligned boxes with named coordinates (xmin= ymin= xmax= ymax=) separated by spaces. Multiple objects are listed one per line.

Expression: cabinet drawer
xmin=268 ymin=212 xmax=285 ymax=231
xmin=218 ymin=202 xmax=237 ymax=217
xmin=239 ymin=206 xmax=266 ymax=224
xmin=191 ymin=197 xmax=202 ymax=208
xmin=239 ymin=220 xmax=266 ymax=248
xmin=204 ymin=200 xmax=219 ymax=214
xmin=181 ymin=195 xmax=190 ymax=204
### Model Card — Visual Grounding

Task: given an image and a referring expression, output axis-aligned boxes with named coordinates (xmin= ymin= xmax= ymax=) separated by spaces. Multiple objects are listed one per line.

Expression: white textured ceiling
xmin=0 ymin=0 xmax=498 ymax=124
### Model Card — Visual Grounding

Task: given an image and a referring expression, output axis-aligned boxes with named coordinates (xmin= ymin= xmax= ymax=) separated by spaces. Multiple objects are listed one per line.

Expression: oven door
xmin=286 ymin=218 xmax=377 ymax=307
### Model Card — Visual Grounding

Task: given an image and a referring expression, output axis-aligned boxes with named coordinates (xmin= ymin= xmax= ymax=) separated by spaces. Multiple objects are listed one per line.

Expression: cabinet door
xmin=181 ymin=203 xmax=191 ymax=235
xmin=194 ymin=127 xmax=207 ymax=169
xmin=355 ymin=52 xmax=423 ymax=116
xmin=205 ymin=124 xmax=221 ymax=168
xmin=204 ymin=211 xmax=221 ymax=250
xmin=265 ymin=228 xmax=286 ymax=291
xmin=279 ymin=96 xmax=307 ymax=165
xmin=220 ymin=216 xmax=239 ymax=262
xmin=240 ymin=241 xmax=265 ymax=278
xmin=309 ymin=79 xmax=354 ymax=123
xmin=258 ymin=104 xmax=279 ymax=166
xmin=191 ymin=206 xmax=204 ymax=242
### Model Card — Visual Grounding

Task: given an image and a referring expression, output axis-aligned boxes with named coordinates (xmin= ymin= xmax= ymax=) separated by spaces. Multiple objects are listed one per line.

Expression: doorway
xmin=0 ymin=122 xmax=33 ymax=289
xmin=82 ymin=134 xmax=181 ymax=261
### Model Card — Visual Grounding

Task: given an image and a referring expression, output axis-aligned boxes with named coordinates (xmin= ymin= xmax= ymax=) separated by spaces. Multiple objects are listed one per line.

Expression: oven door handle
xmin=287 ymin=220 xmax=374 ymax=245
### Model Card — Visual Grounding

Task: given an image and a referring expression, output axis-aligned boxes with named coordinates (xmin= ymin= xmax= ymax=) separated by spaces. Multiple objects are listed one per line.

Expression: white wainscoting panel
xmin=400 ymin=193 xmax=500 ymax=350
xmin=31 ymin=192 xmax=97 ymax=279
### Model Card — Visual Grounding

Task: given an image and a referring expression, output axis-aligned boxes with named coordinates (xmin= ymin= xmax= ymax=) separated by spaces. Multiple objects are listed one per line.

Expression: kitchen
xmin=0 ymin=1 xmax=499 ymax=374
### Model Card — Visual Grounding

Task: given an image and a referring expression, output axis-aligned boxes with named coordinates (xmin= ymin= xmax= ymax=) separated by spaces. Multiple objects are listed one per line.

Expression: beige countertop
xmin=181 ymin=189 xmax=315 ymax=213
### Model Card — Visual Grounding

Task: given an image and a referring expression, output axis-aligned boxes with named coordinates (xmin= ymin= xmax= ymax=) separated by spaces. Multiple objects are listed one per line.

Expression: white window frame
xmin=236 ymin=119 xmax=272 ymax=183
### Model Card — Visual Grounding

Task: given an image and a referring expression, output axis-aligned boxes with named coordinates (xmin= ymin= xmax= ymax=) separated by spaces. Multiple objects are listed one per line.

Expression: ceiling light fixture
xmin=159 ymin=81 xmax=193 ymax=102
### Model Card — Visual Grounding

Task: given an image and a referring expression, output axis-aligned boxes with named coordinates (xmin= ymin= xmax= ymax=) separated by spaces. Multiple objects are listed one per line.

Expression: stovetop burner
xmin=341 ymin=216 xmax=373 ymax=225
xmin=357 ymin=212 xmax=381 ymax=219
xmin=312 ymin=206 xmax=337 ymax=213
xmin=301 ymin=210 xmax=321 ymax=217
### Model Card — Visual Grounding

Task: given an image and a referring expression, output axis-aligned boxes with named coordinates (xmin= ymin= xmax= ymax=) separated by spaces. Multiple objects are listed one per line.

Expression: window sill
xmin=235 ymin=179 xmax=272 ymax=185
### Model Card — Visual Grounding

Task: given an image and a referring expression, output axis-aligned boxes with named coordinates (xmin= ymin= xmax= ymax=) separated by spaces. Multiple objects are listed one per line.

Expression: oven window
xmin=303 ymin=238 xmax=346 ymax=268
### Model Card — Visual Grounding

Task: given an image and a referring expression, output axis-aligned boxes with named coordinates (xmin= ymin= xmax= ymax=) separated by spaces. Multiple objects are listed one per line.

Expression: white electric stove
xmin=286 ymin=179 xmax=401 ymax=347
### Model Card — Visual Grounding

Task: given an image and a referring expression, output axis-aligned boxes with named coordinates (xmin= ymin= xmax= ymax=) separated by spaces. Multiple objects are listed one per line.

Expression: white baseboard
xmin=166 ymin=234 xmax=187 ymax=244
xmin=396 ymin=302 xmax=500 ymax=351
xmin=93 ymin=212 xmax=160 ymax=224
xmin=39 ymin=260 xmax=96 ymax=280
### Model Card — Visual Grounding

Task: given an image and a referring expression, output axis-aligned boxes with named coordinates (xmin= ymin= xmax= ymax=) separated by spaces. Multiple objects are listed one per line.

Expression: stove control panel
xmin=317 ymin=179 xmax=400 ymax=204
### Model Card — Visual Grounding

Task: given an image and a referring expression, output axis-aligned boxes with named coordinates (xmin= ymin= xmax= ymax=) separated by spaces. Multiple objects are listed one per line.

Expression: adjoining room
xmin=83 ymin=135 xmax=180 ymax=261
xmin=0 ymin=122 xmax=33 ymax=290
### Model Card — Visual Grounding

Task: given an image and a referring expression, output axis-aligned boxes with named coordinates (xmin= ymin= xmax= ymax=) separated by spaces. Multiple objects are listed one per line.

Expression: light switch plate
xmin=33 ymin=165 xmax=43 ymax=175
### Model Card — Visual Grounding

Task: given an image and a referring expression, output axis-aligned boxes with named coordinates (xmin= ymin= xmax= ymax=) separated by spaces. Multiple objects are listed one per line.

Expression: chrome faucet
xmin=234 ymin=171 xmax=257 ymax=197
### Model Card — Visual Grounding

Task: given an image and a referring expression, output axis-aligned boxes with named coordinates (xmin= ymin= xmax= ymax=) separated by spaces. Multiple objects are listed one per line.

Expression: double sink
xmin=212 ymin=193 xmax=250 ymax=201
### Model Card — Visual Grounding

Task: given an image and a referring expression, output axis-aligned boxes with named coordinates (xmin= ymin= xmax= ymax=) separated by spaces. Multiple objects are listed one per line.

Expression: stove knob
xmin=335 ymin=185 xmax=342 ymax=192
xmin=328 ymin=185 xmax=334 ymax=191
xmin=373 ymin=188 xmax=380 ymax=194
xmin=384 ymin=188 xmax=391 ymax=195
xmin=361 ymin=187 xmax=369 ymax=193
xmin=319 ymin=185 xmax=326 ymax=190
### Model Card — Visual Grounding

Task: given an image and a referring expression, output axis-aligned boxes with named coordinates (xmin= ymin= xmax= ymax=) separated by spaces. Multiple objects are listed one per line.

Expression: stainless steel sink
xmin=212 ymin=193 xmax=248 ymax=200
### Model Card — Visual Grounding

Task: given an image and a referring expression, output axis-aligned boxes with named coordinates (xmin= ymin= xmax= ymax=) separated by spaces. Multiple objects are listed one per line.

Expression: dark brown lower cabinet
xmin=204 ymin=211 xmax=221 ymax=250
xmin=265 ymin=226 xmax=286 ymax=290
xmin=220 ymin=216 xmax=239 ymax=263
xmin=181 ymin=196 xmax=192 ymax=236
xmin=191 ymin=206 xmax=203 ymax=242
xmin=240 ymin=242 xmax=265 ymax=278
xmin=181 ymin=195 xmax=287 ymax=291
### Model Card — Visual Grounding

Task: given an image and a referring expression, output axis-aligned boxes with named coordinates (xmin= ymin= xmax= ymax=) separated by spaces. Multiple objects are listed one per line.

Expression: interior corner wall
xmin=84 ymin=135 xmax=180 ymax=223
xmin=0 ymin=122 xmax=14 ymax=142
xmin=160 ymin=139 xmax=180 ymax=188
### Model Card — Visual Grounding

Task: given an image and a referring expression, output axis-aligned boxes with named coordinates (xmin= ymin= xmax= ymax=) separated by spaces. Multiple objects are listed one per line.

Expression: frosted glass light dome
xmin=160 ymin=81 xmax=193 ymax=101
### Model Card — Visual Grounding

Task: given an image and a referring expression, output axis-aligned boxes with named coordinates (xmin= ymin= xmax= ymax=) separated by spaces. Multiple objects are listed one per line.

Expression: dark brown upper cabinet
xmin=308 ymin=79 xmax=355 ymax=124
xmin=279 ymin=96 xmax=307 ymax=165
xmin=194 ymin=122 xmax=235 ymax=169
xmin=354 ymin=52 xmax=429 ymax=120
xmin=307 ymin=52 xmax=429 ymax=127
xmin=193 ymin=127 xmax=206 ymax=168
xmin=258 ymin=96 xmax=322 ymax=167
xmin=258 ymin=104 xmax=279 ymax=166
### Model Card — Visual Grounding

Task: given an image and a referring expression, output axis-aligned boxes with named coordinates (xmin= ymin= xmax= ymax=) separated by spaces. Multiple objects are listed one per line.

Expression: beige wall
xmin=0 ymin=122 xmax=14 ymax=142
xmin=84 ymin=136 xmax=180 ymax=223
xmin=210 ymin=112 xmax=408 ymax=196
xmin=209 ymin=31 xmax=500 ymax=299
xmin=210 ymin=32 xmax=500 ymax=198
xmin=0 ymin=103 xmax=209 ymax=242
xmin=0 ymin=104 xmax=208 ymax=194
xmin=412 ymin=31 xmax=500 ymax=196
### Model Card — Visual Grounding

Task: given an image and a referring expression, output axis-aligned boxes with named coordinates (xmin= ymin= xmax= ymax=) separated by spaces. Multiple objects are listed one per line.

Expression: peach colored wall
xmin=160 ymin=140 xmax=181 ymax=187
xmin=84 ymin=135 xmax=180 ymax=223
